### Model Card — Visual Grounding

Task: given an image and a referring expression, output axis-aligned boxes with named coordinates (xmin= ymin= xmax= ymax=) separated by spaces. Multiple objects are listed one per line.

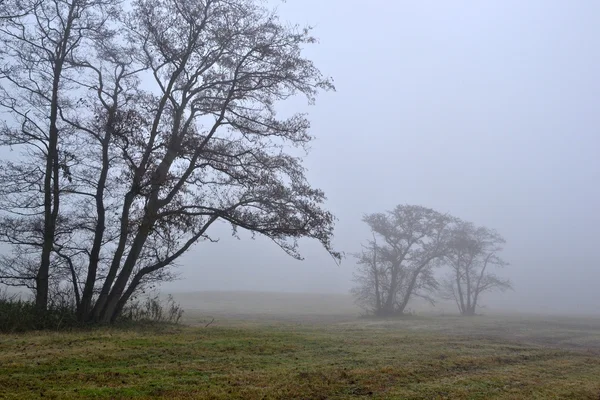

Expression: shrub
xmin=0 ymin=287 xmax=184 ymax=332
xmin=121 ymin=293 xmax=184 ymax=324
xmin=0 ymin=288 xmax=79 ymax=333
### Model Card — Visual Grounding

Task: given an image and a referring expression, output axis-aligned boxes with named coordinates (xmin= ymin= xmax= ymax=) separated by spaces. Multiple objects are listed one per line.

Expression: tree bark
xmin=78 ymin=93 xmax=119 ymax=321
xmin=98 ymin=217 xmax=153 ymax=323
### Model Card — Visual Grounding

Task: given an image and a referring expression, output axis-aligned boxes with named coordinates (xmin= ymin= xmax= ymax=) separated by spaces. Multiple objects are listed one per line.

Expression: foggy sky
xmin=164 ymin=0 xmax=600 ymax=315
xmin=3 ymin=0 xmax=600 ymax=314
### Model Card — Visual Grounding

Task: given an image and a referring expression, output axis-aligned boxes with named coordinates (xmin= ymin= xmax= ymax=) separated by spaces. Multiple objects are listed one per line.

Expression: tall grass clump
xmin=0 ymin=288 xmax=78 ymax=332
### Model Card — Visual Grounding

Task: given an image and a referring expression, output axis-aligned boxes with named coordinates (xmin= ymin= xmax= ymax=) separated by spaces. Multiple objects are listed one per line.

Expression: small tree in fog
xmin=351 ymin=233 xmax=386 ymax=313
xmin=352 ymin=205 xmax=453 ymax=316
xmin=442 ymin=222 xmax=511 ymax=316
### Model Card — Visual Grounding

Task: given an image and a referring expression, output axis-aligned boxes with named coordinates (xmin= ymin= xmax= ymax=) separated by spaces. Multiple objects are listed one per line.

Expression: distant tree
xmin=351 ymin=233 xmax=386 ymax=314
xmin=0 ymin=0 xmax=339 ymax=324
xmin=442 ymin=222 xmax=511 ymax=316
xmin=352 ymin=205 xmax=454 ymax=316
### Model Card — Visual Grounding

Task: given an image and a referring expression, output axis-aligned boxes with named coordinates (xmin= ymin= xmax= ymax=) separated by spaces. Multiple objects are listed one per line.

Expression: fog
xmin=3 ymin=0 xmax=599 ymax=316
xmin=158 ymin=0 xmax=600 ymax=315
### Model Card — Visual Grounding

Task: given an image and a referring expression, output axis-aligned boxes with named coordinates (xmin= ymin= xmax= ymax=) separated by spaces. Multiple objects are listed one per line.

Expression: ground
xmin=1 ymin=292 xmax=600 ymax=399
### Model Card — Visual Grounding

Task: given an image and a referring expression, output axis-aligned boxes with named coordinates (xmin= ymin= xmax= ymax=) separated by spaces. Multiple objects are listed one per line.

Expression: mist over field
xmin=156 ymin=0 xmax=600 ymax=317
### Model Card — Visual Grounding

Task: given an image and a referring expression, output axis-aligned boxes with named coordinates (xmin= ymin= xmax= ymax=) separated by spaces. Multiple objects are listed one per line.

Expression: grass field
xmin=1 ymin=292 xmax=600 ymax=399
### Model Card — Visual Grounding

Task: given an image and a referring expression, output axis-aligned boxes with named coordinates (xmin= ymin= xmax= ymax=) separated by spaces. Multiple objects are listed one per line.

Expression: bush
xmin=120 ymin=293 xmax=184 ymax=324
xmin=0 ymin=288 xmax=79 ymax=333
xmin=0 ymin=288 xmax=184 ymax=332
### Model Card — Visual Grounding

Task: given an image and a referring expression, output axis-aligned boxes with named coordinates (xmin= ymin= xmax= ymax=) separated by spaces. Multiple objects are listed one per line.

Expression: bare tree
xmin=352 ymin=205 xmax=453 ymax=316
xmin=1 ymin=0 xmax=339 ymax=323
xmin=442 ymin=221 xmax=511 ymax=316
xmin=0 ymin=0 xmax=119 ymax=311
xmin=351 ymin=232 xmax=385 ymax=314
xmin=0 ymin=0 xmax=40 ymax=20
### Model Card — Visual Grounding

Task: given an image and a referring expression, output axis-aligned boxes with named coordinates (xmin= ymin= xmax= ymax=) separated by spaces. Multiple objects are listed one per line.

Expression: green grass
xmin=1 ymin=315 xmax=600 ymax=399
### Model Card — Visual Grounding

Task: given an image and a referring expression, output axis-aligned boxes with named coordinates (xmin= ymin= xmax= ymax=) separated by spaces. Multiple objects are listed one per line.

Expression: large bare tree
xmin=0 ymin=0 xmax=339 ymax=323
xmin=352 ymin=205 xmax=453 ymax=315
xmin=442 ymin=221 xmax=511 ymax=316
xmin=0 ymin=0 xmax=119 ymax=311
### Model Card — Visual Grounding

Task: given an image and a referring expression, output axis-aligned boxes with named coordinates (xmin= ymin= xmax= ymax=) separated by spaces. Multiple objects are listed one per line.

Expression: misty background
xmin=4 ymin=0 xmax=599 ymax=315
xmin=162 ymin=0 xmax=600 ymax=315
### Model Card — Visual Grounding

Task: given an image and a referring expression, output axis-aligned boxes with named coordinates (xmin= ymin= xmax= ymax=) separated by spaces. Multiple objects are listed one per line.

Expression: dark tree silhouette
xmin=0 ymin=0 xmax=339 ymax=323
xmin=352 ymin=205 xmax=453 ymax=315
xmin=0 ymin=0 xmax=119 ymax=311
xmin=442 ymin=221 xmax=511 ymax=316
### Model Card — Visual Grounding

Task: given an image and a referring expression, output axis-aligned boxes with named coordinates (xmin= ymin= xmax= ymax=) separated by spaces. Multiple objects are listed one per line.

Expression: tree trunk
xmin=397 ymin=268 xmax=419 ymax=314
xmin=462 ymin=307 xmax=476 ymax=316
xmin=78 ymin=115 xmax=114 ymax=321
xmin=465 ymin=268 xmax=472 ymax=312
xmin=372 ymin=242 xmax=381 ymax=313
xmin=90 ymin=189 xmax=137 ymax=322
xmin=383 ymin=264 xmax=399 ymax=314
xmin=98 ymin=216 xmax=154 ymax=323
xmin=455 ymin=268 xmax=466 ymax=315
xmin=109 ymin=273 xmax=143 ymax=322
xmin=35 ymin=0 xmax=78 ymax=312
xmin=36 ymin=85 xmax=61 ymax=311
xmin=373 ymin=272 xmax=381 ymax=313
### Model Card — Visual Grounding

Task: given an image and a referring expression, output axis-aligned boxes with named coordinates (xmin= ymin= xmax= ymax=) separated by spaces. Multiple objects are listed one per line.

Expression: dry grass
xmin=1 ymin=310 xmax=600 ymax=399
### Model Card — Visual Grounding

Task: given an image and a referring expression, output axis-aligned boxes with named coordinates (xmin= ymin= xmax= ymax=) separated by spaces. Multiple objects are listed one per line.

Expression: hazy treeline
xmin=352 ymin=205 xmax=510 ymax=316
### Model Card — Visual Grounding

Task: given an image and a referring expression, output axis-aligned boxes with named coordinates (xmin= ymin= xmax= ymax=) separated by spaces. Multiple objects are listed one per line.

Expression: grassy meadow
xmin=1 ymin=291 xmax=600 ymax=399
